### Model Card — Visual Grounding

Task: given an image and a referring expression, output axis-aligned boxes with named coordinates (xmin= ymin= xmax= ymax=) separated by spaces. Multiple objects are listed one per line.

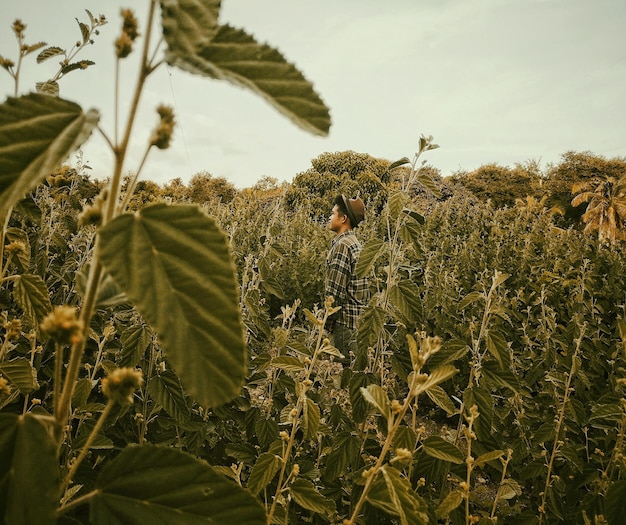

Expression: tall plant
xmin=0 ymin=1 xmax=330 ymax=523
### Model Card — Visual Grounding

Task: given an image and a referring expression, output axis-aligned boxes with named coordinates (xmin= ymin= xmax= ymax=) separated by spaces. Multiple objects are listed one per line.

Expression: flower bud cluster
xmin=40 ymin=306 xmax=83 ymax=345
xmin=102 ymin=367 xmax=144 ymax=406
xmin=3 ymin=319 xmax=22 ymax=341
xmin=150 ymin=105 xmax=176 ymax=150
xmin=115 ymin=9 xmax=139 ymax=58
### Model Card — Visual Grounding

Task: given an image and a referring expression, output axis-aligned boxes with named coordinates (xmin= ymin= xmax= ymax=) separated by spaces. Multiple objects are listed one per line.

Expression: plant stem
xmin=347 ymin=363 xmax=424 ymax=524
xmin=53 ymin=342 xmax=64 ymax=419
xmin=57 ymin=489 xmax=99 ymax=517
xmin=538 ymin=325 xmax=585 ymax=525
xmin=63 ymin=400 xmax=113 ymax=492
xmin=266 ymin=310 xmax=327 ymax=524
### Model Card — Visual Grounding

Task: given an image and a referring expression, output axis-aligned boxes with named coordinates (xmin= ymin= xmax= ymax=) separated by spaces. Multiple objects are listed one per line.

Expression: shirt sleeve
xmin=325 ymin=242 xmax=352 ymax=305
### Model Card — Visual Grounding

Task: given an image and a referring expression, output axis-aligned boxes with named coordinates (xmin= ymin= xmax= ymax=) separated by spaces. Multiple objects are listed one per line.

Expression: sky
xmin=1 ymin=0 xmax=625 ymax=188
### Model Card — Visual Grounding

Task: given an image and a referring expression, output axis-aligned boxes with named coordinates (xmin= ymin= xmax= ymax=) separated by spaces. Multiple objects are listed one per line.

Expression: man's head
xmin=328 ymin=194 xmax=365 ymax=233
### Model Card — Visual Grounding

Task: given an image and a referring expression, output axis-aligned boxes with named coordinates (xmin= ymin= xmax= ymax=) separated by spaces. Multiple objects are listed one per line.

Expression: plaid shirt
xmin=325 ymin=231 xmax=369 ymax=330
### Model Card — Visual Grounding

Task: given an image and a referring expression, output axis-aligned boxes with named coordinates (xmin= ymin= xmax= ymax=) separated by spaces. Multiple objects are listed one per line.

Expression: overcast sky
xmin=1 ymin=0 xmax=625 ymax=188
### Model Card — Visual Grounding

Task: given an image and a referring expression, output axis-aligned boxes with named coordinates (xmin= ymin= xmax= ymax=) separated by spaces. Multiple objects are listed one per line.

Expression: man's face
xmin=328 ymin=204 xmax=345 ymax=233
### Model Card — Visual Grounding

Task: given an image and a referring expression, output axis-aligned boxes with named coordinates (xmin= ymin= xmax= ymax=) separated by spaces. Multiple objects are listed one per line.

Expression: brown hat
xmin=342 ymin=195 xmax=365 ymax=227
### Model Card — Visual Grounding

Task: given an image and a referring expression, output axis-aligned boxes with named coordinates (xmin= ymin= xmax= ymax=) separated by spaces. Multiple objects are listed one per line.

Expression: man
xmin=325 ymin=194 xmax=369 ymax=360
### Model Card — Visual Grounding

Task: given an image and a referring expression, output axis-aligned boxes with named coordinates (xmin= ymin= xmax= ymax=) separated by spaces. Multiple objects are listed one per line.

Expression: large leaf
xmin=422 ymin=436 xmax=464 ymax=464
xmin=0 ymin=93 xmax=99 ymax=217
xmin=463 ymin=387 xmax=493 ymax=441
xmin=302 ymin=397 xmax=320 ymax=440
xmin=91 ymin=444 xmax=266 ymax=524
xmin=247 ymin=452 xmax=281 ymax=495
xmin=98 ymin=203 xmax=246 ymax=407
xmin=367 ymin=466 xmax=428 ymax=525
xmin=322 ymin=432 xmax=360 ymax=481
xmin=167 ymin=24 xmax=330 ymax=136
xmin=357 ymin=305 xmax=386 ymax=355
xmin=416 ymin=172 xmax=441 ymax=199
xmin=0 ymin=414 xmax=60 ymax=525
xmin=360 ymin=384 xmax=390 ymax=421
xmin=12 ymin=273 xmax=52 ymax=332
xmin=435 ymin=490 xmax=464 ymax=519
xmin=355 ymin=238 xmax=385 ymax=278
xmin=0 ymin=357 xmax=39 ymax=393
xmin=389 ymin=280 xmax=423 ymax=326
xmin=147 ymin=368 xmax=191 ymax=424
xmin=606 ymin=480 xmax=626 ymax=525
xmin=414 ymin=365 xmax=458 ymax=394
xmin=119 ymin=323 xmax=153 ymax=368
xmin=160 ymin=0 xmax=221 ymax=56
xmin=289 ymin=479 xmax=335 ymax=515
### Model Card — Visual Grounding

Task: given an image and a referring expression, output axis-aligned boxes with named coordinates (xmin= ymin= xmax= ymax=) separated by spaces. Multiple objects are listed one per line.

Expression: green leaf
xmin=147 ymin=368 xmax=191 ymax=424
xmin=387 ymin=190 xmax=407 ymax=221
xmin=605 ymin=480 xmax=626 ymax=525
xmin=255 ymin=418 xmax=278 ymax=449
xmin=290 ymin=478 xmax=335 ymax=515
xmin=360 ymin=384 xmax=390 ymax=420
xmin=485 ymin=329 xmax=509 ymax=369
xmin=74 ymin=419 xmax=114 ymax=450
xmin=355 ymin=237 xmax=385 ymax=278
xmin=402 ymin=207 xmax=425 ymax=224
xmin=474 ymin=450 xmax=504 ymax=468
xmin=36 ymin=46 xmax=65 ymax=63
xmin=422 ymin=436 xmax=464 ymax=464
xmin=590 ymin=403 xmax=625 ymax=423
xmin=496 ymin=478 xmax=521 ymax=501
xmin=302 ymin=397 xmax=320 ymax=440
xmin=464 ymin=387 xmax=493 ymax=441
xmin=0 ymin=357 xmax=39 ymax=393
xmin=425 ymin=385 xmax=457 ymax=416
xmin=98 ymin=204 xmax=246 ymax=408
xmin=393 ymin=426 xmax=417 ymax=451
xmin=416 ymin=172 xmax=442 ymax=199
xmin=0 ymin=414 xmax=60 ymax=525
xmin=0 ymin=93 xmax=99 ymax=218
xmin=91 ymin=444 xmax=266 ymax=524
xmin=168 ymin=24 xmax=330 ymax=136
xmin=247 ymin=452 xmax=281 ymax=495
xmin=491 ymin=270 xmax=510 ymax=288
xmin=119 ymin=323 xmax=153 ymax=368
xmin=435 ymin=490 xmax=464 ymax=519
xmin=368 ymin=466 xmax=428 ymax=525
xmin=12 ymin=274 xmax=51 ymax=333
xmin=323 ymin=432 xmax=360 ymax=481
xmin=415 ymin=365 xmax=458 ymax=394
xmin=389 ymin=280 xmax=423 ymax=326
xmin=271 ymin=355 xmax=304 ymax=372
xmin=457 ymin=291 xmax=483 ymax=312
xmin=387 ymin=157 xmax=410 ymax=171
xmin=357 ymin=305 xmax=386 ymax=355
xmin=427 ymin=338 xmax=470 ymax=368
xmin=160 ymin=0 xmax=221 ymax=57
xmin=5 ymin=227 xmax=31 ymax=270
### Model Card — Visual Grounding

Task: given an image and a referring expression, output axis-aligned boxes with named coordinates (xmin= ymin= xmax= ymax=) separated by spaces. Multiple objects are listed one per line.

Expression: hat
xmin=342 ymin=195 xmax=365 ymax=227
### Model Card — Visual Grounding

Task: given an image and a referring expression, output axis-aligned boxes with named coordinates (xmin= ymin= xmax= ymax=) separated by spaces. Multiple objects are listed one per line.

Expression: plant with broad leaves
xmin=0 ymin=1 xmax=330 ymax=523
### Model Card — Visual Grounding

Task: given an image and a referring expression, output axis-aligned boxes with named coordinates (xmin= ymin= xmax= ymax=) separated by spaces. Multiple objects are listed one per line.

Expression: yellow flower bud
xmin=102 ymin=367 xmax=143 ymax=406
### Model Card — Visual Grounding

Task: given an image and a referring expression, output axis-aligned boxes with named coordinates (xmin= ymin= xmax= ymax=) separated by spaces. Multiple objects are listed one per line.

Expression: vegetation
xmin=1 ymin=2 xmax=626 ymax=525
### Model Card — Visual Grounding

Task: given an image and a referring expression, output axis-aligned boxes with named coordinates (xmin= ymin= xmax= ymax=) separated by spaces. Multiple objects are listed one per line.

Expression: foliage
xmin=284 ymin=150 xmax=393 ymax=220
xmin=2 ymin=3 xmax=626 ymax=525
xmin=543 ymin=150 xmax=626 ymax=224
xmin=571 ymin=173 xmax=626 ymax=245
xmin=450 ymin=161 xmax=543 ymax=209
xmin=0 ymin=1 xmax=330 ymax=523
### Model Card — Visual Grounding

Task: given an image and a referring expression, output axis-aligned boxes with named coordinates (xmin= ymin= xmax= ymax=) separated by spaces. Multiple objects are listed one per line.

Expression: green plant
xmin=0 ymin=1 xmax=330 ymax=523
